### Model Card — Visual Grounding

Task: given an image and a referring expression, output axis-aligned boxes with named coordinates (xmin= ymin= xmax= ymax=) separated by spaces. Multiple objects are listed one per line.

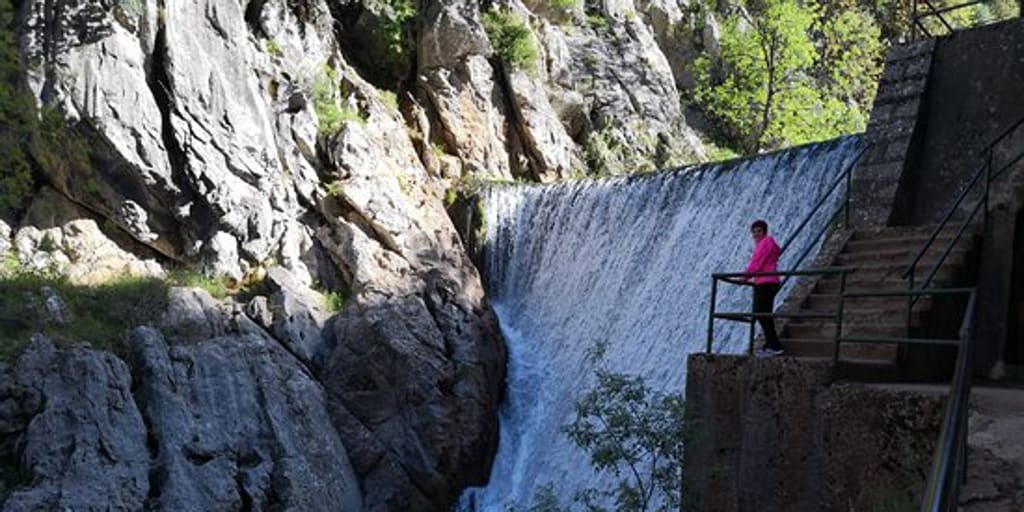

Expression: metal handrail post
xmin=912 ymin=0 xmax=919 ymax=40
xmin=984 ymin=150 xmax=992 ymax=230
xmin=834 ymin=272 xmax=847 ymax=364
xmin=707 ymin=277 xmax=718 ymax=354
xmin=748 ymin=287 xmax=756 ymax=355
xmin=844 ymin=164 xmax=853 ymax=227
xmin=908 ymin=268 xmax=915 ymax=335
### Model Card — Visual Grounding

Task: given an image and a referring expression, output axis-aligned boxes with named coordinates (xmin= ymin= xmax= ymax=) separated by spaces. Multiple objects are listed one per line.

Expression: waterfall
xmin=460 ymin=136 xmax=864 ymax=510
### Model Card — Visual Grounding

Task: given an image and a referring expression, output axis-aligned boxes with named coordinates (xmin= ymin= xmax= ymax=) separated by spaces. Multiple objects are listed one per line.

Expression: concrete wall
xmin=683 ymin=355 xmax=944 ymax=512
xmin=849 ymin=40 xmax=935 ymax=228
xmin=845 ymin=19 xmax=1024 ymax=377
xmin=908 ymin=18 xmax=1024 ymax=224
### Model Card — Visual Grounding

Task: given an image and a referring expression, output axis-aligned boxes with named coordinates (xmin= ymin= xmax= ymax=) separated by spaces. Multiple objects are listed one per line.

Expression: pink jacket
xmin=746 ymin=236 xmax=781 ymax=285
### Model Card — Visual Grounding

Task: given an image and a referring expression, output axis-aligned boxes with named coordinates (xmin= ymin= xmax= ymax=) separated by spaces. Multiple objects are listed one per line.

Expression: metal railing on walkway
xmin=705 ymin=268 xmax=855 ymax=355
xmin=903 ymin=115 xmax=1024 ymax=302
xmin=911 ymin=0 xmax=1019 ymax=40
xmin=704 ymin=146 xmax=866 ymax=355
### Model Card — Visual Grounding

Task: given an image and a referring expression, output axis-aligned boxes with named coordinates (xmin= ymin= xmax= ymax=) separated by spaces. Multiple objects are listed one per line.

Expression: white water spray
xmin=461 ymin=136 xmax=864 ymax=510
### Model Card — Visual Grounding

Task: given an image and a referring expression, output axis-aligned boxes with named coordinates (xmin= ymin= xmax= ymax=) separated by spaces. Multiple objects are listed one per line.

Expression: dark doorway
xmin=1006 ymin=207 xmax=1024 ymax=365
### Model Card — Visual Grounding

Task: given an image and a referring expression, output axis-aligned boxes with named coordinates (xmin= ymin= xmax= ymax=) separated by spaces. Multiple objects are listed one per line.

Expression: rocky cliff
xmin=0 ymin=0 xmax=710 ymax=509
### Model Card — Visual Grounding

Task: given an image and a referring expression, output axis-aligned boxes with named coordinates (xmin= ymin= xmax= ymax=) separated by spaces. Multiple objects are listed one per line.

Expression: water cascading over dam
xmin=460 ymin=136 xmax=865 ymax=510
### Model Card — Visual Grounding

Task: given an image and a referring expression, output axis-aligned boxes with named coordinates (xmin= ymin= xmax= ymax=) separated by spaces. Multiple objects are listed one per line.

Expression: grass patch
xmin=0 ymin=271 xmax=170 ymax=362
xmin=703 ymin=139 xmax=741 ymax=162
xmin=380 ymin=90 xmax=398 ymax=111
xmin=586 ymin=13 xmax=607 ymax=29
xmin=0 ymin=260 xmax=256 ymax=362
xmin=165 ymin=269 xmax=231 ymax=299
xmin=548 ymin=0 xmax=580 ymax=11
xmin=482 ymin=9 xmax=538 ymax=72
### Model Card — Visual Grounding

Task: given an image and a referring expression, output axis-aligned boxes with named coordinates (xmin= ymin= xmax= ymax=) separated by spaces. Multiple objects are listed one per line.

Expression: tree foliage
xmin=692 ymin=0 xmax=884 ymax=154
xmin=517 ymin=341 xmax=690 ymax=512
xmin=0 ymin=0 xmax=37 ymax=217
xmin=483 ymin=9 xmax=539 ymax=72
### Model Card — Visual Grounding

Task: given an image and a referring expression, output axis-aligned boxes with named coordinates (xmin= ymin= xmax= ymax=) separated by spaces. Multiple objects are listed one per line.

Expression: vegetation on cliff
xmin=0 ymin=0 xmax=35 ymax=218
xmin=689 ymin=0 xmax=1018 ymax=155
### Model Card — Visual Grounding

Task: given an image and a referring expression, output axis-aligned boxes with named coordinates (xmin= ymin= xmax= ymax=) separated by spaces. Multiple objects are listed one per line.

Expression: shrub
xmin=364 ymin=0 xmax=417 ymax=69
xmin=266 ymin=39 xmax=282 ymax=57
xmin=482 ymin=9 xmax=538 ymax=72
xmin=0 ymin=0 xmax=38 ymax=218
xmin=311 ymin=65 xmax=364 ymax=134
xmin=324 ymin=290 xmax=345 ymax=312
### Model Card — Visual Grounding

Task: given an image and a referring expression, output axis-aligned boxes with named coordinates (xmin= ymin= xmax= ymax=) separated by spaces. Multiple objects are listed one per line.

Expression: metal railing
xmin=778 ymin=146 xmax=867 ymax=281
xmin=921 ymin=289 xmax=978 ymax=512
xmin=910 ymin=0 xmax=1015 ymax=40
xmin=903 ymin=115 xmax=1024 ymax=313
xmin=705 ymin=268 xmax=855 ymax=355
xmin=828 ymin=286 xmax=978 ymax=512
xmin=704 ymin=147 xmax=866 ymax=355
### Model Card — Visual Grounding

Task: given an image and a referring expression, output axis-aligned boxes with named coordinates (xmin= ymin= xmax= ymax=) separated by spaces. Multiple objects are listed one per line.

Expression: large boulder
xmin=1 ymin=336 xmax=149 ymax=511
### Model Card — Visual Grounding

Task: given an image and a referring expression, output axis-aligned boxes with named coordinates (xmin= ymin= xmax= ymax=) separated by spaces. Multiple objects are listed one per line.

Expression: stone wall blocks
xmin=886 ymin=39 xmax=936 ymax=62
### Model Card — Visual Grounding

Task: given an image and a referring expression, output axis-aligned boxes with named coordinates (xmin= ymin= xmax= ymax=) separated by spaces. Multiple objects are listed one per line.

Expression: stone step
xmin=835 ymin=246 xmax=968 ymax=266
xmin=814 ymin=268 xmax=955 ymax=294
xmin=802 ymin=294 xmax=932 ymax=311
xmin=787 ymin=308 xmax=920 ymax=326
xmin=849 ymin=224 xmax=962 ymax=241
xmin=780 ymin=338 xmax=898 ymax=362
xmin=784 ymin=320 xmax=908 ymax=339
xmin=843 ymin=233 xmax=969 ymax=254
xmin=835 ymin=262 xmax=962 ymax=282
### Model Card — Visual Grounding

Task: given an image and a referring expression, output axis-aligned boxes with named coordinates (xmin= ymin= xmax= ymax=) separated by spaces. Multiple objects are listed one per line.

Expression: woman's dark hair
xmin=751 ymin=220 xmax=768 ymax=232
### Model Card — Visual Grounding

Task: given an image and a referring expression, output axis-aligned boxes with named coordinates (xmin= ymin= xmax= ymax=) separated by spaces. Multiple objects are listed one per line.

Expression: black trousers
xmin=754 ymin=283 xmax=781 ymax=350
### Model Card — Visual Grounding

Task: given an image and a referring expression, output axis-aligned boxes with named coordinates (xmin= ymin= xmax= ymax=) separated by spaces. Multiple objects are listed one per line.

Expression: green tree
xmin=694 ymin=0 xmax=819 ymax=152
xmin=817 ymin=6 xmax=883 ymax=134
xmin=0 ymin=0 xmax=38 ymax=217
xmin=693 ymin=0 xmax=885 ymax=153
xmin=557 ymin=342 xmax=688 ymax=512
xmin=483 ymin=9 xmax=539 ymax=72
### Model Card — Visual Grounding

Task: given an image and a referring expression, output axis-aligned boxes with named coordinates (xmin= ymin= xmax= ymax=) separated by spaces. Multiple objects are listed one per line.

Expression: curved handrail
xmin=920 ymin=289 xmax=977 ymax=512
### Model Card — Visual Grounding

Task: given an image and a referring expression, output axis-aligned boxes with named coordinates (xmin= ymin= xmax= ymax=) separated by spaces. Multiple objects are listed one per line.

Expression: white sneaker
xmin=755 ymin=349 xmax=777 ymax=358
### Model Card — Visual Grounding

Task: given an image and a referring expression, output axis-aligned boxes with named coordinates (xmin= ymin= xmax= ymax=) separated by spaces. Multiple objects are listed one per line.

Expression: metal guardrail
xmin=921 ymin=289 xmax=977 ymax=512
xmin=903 ymin=115 xmax=1024 ymax=300
xmin=910 ymin=0 xmax=1009 ymax=40
xmin=705 ymin=268 xmax=855 ymax=355
xmin=832 ymin=287 xmax=977 ymax=512
xmin=778 ymin=146 xmax=867 ymax=282
xmin=704 ymin=146 xmax=866 ymax=355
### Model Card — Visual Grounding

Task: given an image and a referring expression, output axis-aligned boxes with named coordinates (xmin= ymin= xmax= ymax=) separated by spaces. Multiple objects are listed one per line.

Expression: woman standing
xmin=746 ymin=220 xmax=783 ymax=357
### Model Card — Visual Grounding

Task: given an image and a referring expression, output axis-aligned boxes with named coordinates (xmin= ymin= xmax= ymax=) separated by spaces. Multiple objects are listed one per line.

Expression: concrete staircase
xmin=781 ymin=224 xmax=975 ymax=364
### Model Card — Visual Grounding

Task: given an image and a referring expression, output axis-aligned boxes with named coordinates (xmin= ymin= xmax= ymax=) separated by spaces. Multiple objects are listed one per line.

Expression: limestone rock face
xmin=9 ymin=0 xmax=718 ymax=506
xmin=130 ymin=324 xmax=363 ymax=511
xmin=20 ymin=0 xmax=334 ymax=277
xmin=1 ymin=336 xmax=149 ymax=512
